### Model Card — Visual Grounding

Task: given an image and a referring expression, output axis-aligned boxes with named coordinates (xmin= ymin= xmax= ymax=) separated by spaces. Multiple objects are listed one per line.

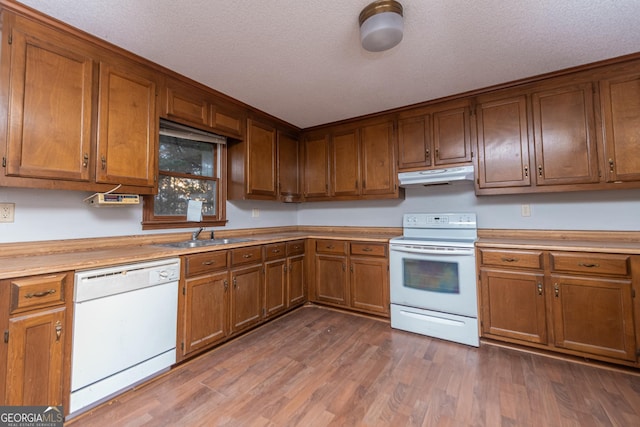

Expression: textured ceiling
xmin=15 ymin=0 xmax=640 ymax=129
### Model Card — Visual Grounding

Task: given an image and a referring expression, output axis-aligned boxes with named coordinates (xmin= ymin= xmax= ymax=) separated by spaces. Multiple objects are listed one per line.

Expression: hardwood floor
xmin=67 ymin=306 xmax=640 ymax=426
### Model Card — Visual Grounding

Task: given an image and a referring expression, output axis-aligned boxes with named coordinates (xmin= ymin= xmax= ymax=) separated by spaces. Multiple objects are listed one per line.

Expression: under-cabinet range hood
xmin=398 ymin=165 xmax=475 ymax=187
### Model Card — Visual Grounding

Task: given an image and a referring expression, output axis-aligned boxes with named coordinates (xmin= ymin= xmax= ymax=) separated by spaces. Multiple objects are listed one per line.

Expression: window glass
xmin=159 ymin=137 xmax=214 ymax=177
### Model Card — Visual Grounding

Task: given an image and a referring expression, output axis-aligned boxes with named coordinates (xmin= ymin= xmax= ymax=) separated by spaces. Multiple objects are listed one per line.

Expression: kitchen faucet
xmin=191 ymin=227 xmax=204 ymax=240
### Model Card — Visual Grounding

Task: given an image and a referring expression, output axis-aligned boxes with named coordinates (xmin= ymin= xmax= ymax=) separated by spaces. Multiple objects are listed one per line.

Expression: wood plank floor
xmin=67 ymin=306 xmax=640 ymax=426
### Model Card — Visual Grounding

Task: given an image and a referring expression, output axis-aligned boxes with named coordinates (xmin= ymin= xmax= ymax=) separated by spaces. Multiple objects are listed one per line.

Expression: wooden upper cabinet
xmin=398 ymin=114 xmax=431 ymax=170
xmin=398 ymin=101 xmax=471 ymax=171
xmin=3 ymin=14 xmax=94 ymax=182
xmin=432 ymin=103 xmax=472 ymax=166
xmin=331 ymin=128 xmax=360 ymax=197
xmin=277 ymin=131 xmax=302 ymax=202
xmin=476 ymin=94 xmax=531 ymax=189
xmin=246 ymin=119 xmax=277 ymax=198
xmin=95 ymin=59 xmax=157 ymax=187
xmin=162 ymin=77 xmax=244 ymax=138
xmin=599 ymin=71 xmax=640 ymax=183
xmin=531 ymin=83 xmax=599 ymax=186
xmin=303 ymin=133 xmax=330 ymax=199
xmin=360 ymin=120 xmax=396 ymax=195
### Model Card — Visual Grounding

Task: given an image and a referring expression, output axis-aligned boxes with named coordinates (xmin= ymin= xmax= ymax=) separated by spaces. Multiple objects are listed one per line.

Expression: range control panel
xmin=403 ymin=213 xmax=477 ymax=229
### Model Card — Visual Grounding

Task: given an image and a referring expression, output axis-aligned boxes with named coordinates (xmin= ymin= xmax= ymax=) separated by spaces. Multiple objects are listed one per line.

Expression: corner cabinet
xmin=228 ymin=119 xmax=302 ymax=202
xmin=0 ymin=11 xmax=158 ymax=194
xmin=0 ymin=272 xmax=71 ymax=407
xmin=478 ymin=245 xmax=640 ymax=367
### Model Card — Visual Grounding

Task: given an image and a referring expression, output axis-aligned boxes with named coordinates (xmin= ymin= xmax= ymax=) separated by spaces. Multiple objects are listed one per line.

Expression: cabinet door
xmin=182 ymin=271 xmax=228 ymax=356
xmin=433 ymin=105 xmax=472 ymax=166
xmin=551 ymin=275 xmax=636 ymax=361
xmin=246 ymin=119 xmax=277 ymax=198
xmin=264 ymin=259 xmax=287 ymax=317
xmin=277 ymin=131 xmax=302 ymax=202
xmin=5 ymin=307 xmax=65 ymax=406
xmin=397 ymin=115 xmax=431 ymax=170
xmin=476 ymin=95 xmax=531 ymax=188
xmin=287 ymin=255 xmax=305 ymax=307
xmin=599 ymin=72 xmax=640 ymax=182
xmin=479 ymin=269 xmax=547 ymax=344
xmin=164 ymin=83 xmax=208 ymax=127
xmin=303 ymin=134 xmax=330 ymax=198
xmin=331 ymin=129 xmax=360 ymax=196
xmin=360 ymin=121 xmax=396 ymax=195
xmin=230 ymin=265 xmax=263 ymax=333
xmin=350 ymin=257 xmax=389 ymax=316
xmin=532 ymin=83 xmax=599 ymax=185
xmin=96 ymin=60 xmax=157 ymax=188
xmin=4 ymin=16 xmax=94 ymax=181
xmin=315 ymin=254 xmax=348 ymax=305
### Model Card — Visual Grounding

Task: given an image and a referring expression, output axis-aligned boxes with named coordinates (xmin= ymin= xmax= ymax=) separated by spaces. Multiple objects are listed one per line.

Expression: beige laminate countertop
xmin=0 ymin=230 xmax=399 ymax=280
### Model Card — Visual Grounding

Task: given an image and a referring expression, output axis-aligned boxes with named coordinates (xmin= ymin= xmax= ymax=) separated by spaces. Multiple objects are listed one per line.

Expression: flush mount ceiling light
xmin=359 ymin=0 xmax=404 ymax=52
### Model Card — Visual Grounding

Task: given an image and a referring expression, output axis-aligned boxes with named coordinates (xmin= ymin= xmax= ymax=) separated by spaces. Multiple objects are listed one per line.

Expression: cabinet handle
xmin=272 ymin=249 xmax=281 ymax=253
xmin=435 ymin=148 xmax=439 ymax=159
xmin=609 ymin=158 xmax=614 ymax=173
xmin=293 ymin=245 xmax=300 ymax=250
xmin=426 ymin=148 xmax=430 ymax=157
xmin=500 ymin=257 xmax=519 ymax=263
xmin=55 ymin=321 xmax=62 ymax=342
xmin=224 ymin=280 xmax=228 ymax=291
xmin=362 ymin=247 xmax=373 ymax=252
xmin=289 ymin=264 xmax=293 ymax=273
xmin=233 ymin=277 xmax=237 ymax=288
xmin=284 ymin=265 xmax=288 ymax=273
xmin=243 ymin=254 xmax=252 ymax=259
xmin=524 ymin=165 xmax=528 ymax=177
xmin=554 ymin=283 xmax=559 ymax=298
xmin=350 ymin=264 xmax=354 ymax=273
xmin=342 ymin=263 xmax=346 ymax=272
xmin=82 ymin=153 xmax=89 ymax=168
xmin=101 ymin=155 xmax=106 ymax=170
xmin=25 ymin=289 xmax=56 ymax=298
xmin=326 ymin=245 xmax=334 ymax=249
xmin=578 ymin=262 xmax=599 ymax=268
xmin=538 ymin=165 xmax=543 ymax=177
xmin=202 ymin=260 xmax=214 ymax=266
xmin=537 ymin=283 xmax=543 ymax=296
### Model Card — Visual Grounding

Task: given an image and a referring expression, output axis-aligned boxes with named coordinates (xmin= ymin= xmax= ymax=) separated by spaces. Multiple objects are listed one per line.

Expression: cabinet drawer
xmin=286 ymin=240 xmax=305 ymax=256
xmin=10 ymin=273 xmax=67 ymax=314
xmin=264 ymin=243 xmax=286 ymax=260
xmin=479 ymin=249 xmax=543 ymax=269
xmin=550 ymin=252 xmax=630 ymax=276
xmin=185 ymin=251 xmax=228 ymax=277
xmin=315 ymin=240 xmax=347 ymax=255
xmin=350 ymin=242 xmax=387 ymax=257
xmin=231 ymin=246 xmax=263 ymax=266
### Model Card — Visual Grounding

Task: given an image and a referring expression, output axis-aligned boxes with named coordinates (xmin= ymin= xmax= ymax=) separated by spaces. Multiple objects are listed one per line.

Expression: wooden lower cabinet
xmin=287 ymin=254 xmax=305 ymax=307
xmin=183 ymin=271 xmax=229 ymax=356
xmin=230 ymin=264 xmax=263 ymax=334
xmin=480 ymin=269 xmax=547 ymax=344
xmin=1 ymin=271 xmax=71 ymax=407
xmin=551 ymin=274 xmax=636 ymax=361
xmin=264 ymin=258 xmax=287 ymax=317
xmin=313 ymin=240 xmax=389 ymax=317
xmin=478 ymin=247 xmax=639 ymax=366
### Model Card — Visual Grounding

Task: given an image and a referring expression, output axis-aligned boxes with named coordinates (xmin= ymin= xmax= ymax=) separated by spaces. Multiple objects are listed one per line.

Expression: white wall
xmin=1 ymin=183 xmax=639 ymax=244
xmin=297 ymin=182 xmax=640 ymax=231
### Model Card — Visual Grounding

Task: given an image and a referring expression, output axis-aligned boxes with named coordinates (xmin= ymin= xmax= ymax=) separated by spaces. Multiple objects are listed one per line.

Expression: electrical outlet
xmin=521 ymin=204 xmax=531 ymax=217
xmin=251 ymin=208 xmax=260 ymax=218
xmin=0 ymin=203 xmax=15 ymax=223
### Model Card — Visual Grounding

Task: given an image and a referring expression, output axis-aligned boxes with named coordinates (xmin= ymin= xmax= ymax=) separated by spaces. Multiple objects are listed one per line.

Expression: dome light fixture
xmin=359 ymin=0 xmax=404 ymax=52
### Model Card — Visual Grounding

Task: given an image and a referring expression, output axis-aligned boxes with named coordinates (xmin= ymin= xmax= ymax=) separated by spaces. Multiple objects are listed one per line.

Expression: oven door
xmin=390 ymin=243 xmax=477 ymax=317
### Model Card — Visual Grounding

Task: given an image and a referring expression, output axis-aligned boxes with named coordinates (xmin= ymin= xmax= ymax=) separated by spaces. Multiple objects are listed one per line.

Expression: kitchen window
xmin=142 ymin=121 xmax=227 ymax=229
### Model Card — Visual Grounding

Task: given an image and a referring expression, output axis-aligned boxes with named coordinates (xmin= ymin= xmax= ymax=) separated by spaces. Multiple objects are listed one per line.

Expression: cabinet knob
xmin=609 ymin=158 xmax=614 ymax=173
xmin=83 ymin=153 xmax=89 ymax=168
xmin=426 ymin=149 xmax=430 ymax=157
xmin=554 ymin=283 xmax=559 ymax=298
xmin=524 ymin=165 xmax=529 ymax=177
xmin=224 ymin=280 xmax=228 ymax=291
xmin=55 ymin=321 xmax=62 ymax=342
xmin=101 ymin=155 xmax=106 ymax=170
xmin=538 ymin=165 xmax=543 ymax=177
xmin=537 ymin=283 xmax=543 ymax=296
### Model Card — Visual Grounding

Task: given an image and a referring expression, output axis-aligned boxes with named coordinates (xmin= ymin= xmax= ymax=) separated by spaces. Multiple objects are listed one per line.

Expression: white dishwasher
xmin=70 ymin=258 xmax=180 ymax=416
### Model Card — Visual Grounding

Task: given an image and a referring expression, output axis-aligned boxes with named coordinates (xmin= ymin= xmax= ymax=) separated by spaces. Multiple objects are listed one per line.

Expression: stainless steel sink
xmin=157 ymin=237 xmax=254 ymax=249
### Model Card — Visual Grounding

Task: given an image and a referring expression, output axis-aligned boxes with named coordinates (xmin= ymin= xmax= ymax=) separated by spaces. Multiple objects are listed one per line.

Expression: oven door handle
xmin=390 ymin=245 xmax=475 ymax=256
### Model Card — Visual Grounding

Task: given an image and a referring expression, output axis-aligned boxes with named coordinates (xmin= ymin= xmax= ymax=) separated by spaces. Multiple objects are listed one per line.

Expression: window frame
xmin=142 ymin=136 xmax=228 ymax=230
